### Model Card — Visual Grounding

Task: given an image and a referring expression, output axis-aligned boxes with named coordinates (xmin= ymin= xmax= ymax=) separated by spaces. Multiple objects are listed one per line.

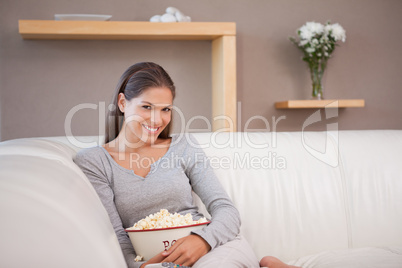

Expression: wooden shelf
xmin=275 ymin=99 xmax=365 ymax=109
xmin=18 ymin=20 xmax=235 ymax=40
xmin=18 ymin=20 xmax=237 ymax=131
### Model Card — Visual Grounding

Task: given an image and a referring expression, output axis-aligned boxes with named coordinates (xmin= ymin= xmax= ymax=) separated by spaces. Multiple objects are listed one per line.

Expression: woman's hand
xmin=139 ymin=252 xmax=166 ymax=268
xmin=161 ymin=234 xmax=211 ymax=266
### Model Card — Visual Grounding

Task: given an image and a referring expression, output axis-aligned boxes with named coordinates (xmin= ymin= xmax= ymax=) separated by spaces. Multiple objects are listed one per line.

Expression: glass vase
xmin=310 ymin=66 xmax=324 ymax=100
xmin=312 ymin=79 xmax=323 ymax=100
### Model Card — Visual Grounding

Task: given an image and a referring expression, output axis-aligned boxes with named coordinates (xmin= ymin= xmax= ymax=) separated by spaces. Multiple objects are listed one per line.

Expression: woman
xmin=74 ymin=62 xmax=295 ymax=268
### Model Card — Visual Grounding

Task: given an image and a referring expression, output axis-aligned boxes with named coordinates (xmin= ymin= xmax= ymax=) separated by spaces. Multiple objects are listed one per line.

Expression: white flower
xmin=291 ymin=21 xmax=345 ymax=64
xmin=306 ymin=22 xmax=324 ymax=34
xmin=298 ymin=21 xmax=325 ymax=41
xmin=306 ymin=47 xmax=315 ymax=53
xmin=325 ymin=23 xmax=346 ymax=42
xmin=298 ymin=25 xmax=313 ymax=40
xmin=299 ymin=40 xmax=309 ymax=46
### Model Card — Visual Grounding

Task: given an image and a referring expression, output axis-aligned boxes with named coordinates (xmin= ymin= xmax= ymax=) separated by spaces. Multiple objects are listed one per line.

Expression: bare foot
xmin=260 ymin=256 xmax=300 ymax=268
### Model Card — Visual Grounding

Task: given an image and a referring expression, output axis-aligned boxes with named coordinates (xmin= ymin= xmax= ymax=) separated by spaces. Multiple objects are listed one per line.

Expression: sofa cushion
xmin=287 ymin=246 xmax=402 ymax=268
xmin=192 ymin=131 xmax=349 ymax=262
xmin=334 ymin=130 xmax=402 ymax=249
xmin=0 ymin=139 xmax=127 ymax=267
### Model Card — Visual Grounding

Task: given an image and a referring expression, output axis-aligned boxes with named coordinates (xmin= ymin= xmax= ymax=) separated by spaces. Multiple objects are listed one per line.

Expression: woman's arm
xmin=74 ymin=149 xmax=144 ymax=268
xmin=184 ymin=134 xmax=241 ymax=249
xmin=160 ymin=234 xmax=211 ymax=266
xmin=160 ymin=135 xmax=241 ymax=266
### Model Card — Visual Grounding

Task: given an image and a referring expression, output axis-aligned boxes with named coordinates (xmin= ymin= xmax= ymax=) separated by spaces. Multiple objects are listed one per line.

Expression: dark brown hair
xmin=104 ymin=62 xmax=176 ymax=144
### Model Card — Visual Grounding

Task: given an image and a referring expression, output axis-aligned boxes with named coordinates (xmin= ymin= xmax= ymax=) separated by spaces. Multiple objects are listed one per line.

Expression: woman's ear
xmin=117 ymin=93 xmax=126 ymax=113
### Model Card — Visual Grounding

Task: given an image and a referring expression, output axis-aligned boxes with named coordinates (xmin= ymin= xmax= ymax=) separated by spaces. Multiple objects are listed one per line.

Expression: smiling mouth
xmin=143 ymin=124 xmax=160 ymax=133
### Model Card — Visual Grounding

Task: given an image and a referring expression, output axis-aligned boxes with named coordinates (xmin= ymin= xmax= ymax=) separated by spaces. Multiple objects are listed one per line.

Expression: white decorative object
xmin=175 ymin=11 xmax=191 ymax=22
xmin=149 ymin=7 xmax=191 ymax=23
xmin=160 ymin=13 xmax=177 ymax=23
xmin=174 ymin=11 xmax=185 ymax=22
xmin=166 ymin=7 xmax=179 ymax=15
xmin=149 ymin=15 xmax=161 ymax=23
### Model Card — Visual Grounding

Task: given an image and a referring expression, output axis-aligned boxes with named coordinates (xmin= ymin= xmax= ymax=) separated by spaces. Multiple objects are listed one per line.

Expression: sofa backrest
xmin=193 ymin=131 xmax=349 ymax=261
xmin=191 ymin=130 xmax=402 ymax=261
xmin=334 ymin=130 xmax=402 ymax=249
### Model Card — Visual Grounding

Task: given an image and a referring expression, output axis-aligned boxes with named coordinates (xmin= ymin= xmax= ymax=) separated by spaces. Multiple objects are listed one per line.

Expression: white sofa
xmin=1 ymin=130 xmax=401 ymax=268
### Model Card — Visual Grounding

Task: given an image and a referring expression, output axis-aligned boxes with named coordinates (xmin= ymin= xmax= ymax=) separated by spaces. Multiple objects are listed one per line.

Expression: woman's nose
xmin=150 ymin=110 xmax=163 ymax=125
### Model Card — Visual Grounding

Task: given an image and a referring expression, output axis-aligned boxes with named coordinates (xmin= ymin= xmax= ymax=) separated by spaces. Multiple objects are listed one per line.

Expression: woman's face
xmin=119 ymin=87 xmax=173 ymax=145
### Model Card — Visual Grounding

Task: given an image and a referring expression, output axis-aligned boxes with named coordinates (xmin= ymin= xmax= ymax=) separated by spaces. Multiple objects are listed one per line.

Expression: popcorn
xmin=134 ymin=255 xmax=143 ymax=262
xmin=127 ymin=209 xmax=208 ymax=230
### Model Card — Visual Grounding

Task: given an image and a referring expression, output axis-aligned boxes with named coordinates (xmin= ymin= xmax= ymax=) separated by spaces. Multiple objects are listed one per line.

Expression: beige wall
xmin=1 ymin=0 xmax=401 ymax=141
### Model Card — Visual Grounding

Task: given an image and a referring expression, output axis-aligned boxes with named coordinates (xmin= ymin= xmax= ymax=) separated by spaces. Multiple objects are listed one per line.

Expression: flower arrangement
xmin=290 ymin=21 xmax=346 ymax=99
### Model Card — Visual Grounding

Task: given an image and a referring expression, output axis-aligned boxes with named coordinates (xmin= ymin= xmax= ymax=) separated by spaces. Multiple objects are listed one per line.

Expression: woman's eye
xmin=142 ymin=105 xmax=152 ymax=110
xmin=162 ymin=108 xmax=171 ymax=112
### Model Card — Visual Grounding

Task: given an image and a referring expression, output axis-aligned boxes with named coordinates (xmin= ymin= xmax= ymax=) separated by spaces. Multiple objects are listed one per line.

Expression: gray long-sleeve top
xmin=73 ymin=134 xmax=241 ymax=268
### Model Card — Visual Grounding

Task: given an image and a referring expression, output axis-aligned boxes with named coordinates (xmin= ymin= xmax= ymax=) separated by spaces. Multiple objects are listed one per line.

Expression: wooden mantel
xmin=19 ymin=20 xmax=237 ymax=131
xmin=18 ymin=20 xmax=235 ymax=40
xmin=275 ymin=99 xmax=365 ymax=109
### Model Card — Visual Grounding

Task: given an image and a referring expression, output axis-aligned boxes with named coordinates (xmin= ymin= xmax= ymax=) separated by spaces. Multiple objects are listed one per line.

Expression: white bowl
xmin=54 ymin=14 xmax=112 ymax=21
xmin=126 ymin=221 xmax=210 ymax=261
